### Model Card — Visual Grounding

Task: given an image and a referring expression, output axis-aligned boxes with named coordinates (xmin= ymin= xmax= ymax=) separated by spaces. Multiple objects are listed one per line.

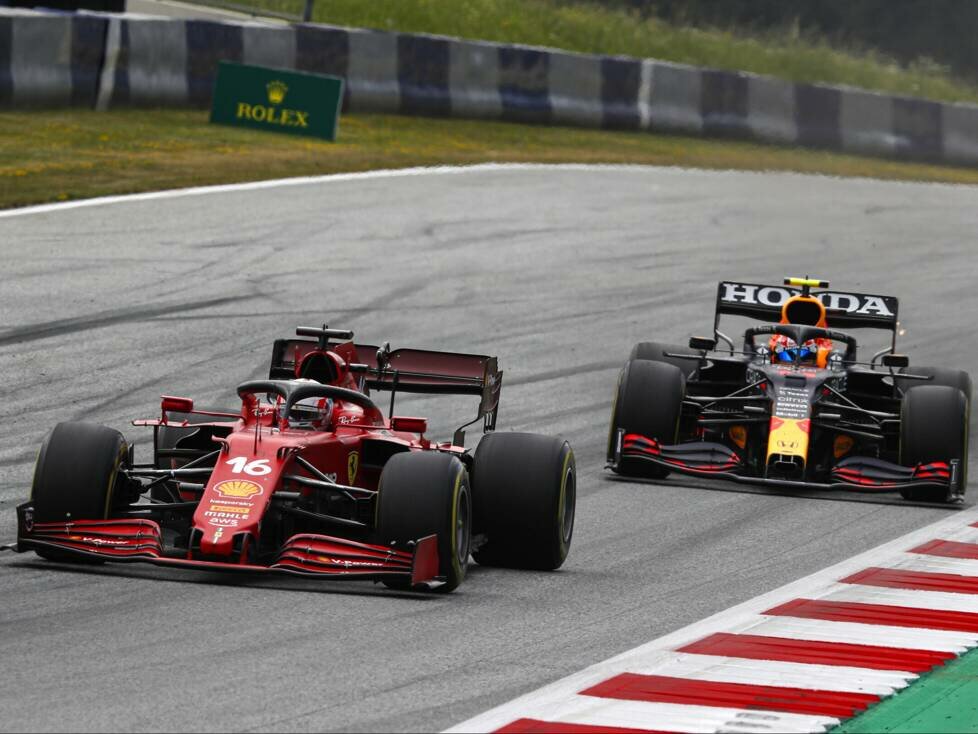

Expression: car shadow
xmin=603 ymin=473 xmax=971 ymax=510
xmin=0 ymin=556 xmax=453 ymax=600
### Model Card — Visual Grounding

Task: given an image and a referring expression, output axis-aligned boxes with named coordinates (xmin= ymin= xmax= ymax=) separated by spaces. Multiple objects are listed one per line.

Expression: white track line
xmin=816 ymin=583 xmax=978 ymax=613
xmin=0 ymin=163 xmax=666 ymax=220
xmin=625 ymin=651 xmax=913 ymax=696
xmin=447 ymin=505 xmax=978 ymax=733
xmin=927 ymin=525 xmax=978 ymax=543
xmin=731 ymin=615 xmax=976 ymax=652
xmin=489 ymin=698 xmax=839 ymax=734
xmin=888 ymin=552 xmax=978 ymax=575
xmin=4 ymin=159 xmax=970 ymax=221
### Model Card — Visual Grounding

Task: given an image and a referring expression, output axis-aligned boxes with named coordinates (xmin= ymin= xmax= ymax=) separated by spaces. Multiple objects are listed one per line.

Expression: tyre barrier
xmin=2 ymin=7 xmax=978 ymax=166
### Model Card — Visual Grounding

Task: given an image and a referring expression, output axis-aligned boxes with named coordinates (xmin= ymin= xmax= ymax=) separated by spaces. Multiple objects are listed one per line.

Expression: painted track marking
xmin=447 ymin=505 xmax=978 ymax=733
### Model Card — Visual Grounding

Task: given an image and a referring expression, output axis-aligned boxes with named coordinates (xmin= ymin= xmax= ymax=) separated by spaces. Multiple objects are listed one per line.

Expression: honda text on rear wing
xmin=714 ymin=279 xmax=900 ymax=354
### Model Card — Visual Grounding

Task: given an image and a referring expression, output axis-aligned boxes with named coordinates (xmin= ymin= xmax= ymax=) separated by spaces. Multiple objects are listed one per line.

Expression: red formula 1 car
xmin=15 ymin=327 xmax=576 ymax=592
xmin=607 ymin=278 xmax=972 ymax=503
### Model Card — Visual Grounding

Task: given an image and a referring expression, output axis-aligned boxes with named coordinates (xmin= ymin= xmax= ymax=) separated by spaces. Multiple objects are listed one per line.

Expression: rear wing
xmin=269 ymin=338 xmax=502 ymax=431
xmin=714 ymin=281 xmax=900 ymax=348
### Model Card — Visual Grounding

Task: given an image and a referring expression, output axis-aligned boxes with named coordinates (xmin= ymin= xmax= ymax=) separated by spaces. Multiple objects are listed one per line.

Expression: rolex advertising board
xmin=210 ymin=62 xmax=343 ymax=141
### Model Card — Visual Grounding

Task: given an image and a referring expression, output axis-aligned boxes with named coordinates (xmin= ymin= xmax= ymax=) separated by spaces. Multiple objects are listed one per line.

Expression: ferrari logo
xmin=214 ymin=527 xmax=224 ymax=542
xmin=214 ymin=480 xmax=263 ymax=499
xmin=348 ymin=452 xmax=359 ymax=485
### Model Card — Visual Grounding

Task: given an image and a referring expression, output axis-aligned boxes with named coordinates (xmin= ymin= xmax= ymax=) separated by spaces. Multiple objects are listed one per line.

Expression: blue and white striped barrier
xmin=2 ymin=7 xmax=978 ymax=167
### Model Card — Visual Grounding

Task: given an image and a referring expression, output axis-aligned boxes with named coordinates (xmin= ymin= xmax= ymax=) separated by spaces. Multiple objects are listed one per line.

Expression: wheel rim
xmin=455 ymin=485 xmax=471 ymax=564
xmin=561 ymin=467 xmax=576 ymax=544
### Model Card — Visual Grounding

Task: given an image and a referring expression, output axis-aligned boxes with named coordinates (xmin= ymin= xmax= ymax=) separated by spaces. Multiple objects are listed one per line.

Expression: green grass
xmin=225 ymin=0 xmax=978 ymax=105
xmin=3 ymin=109 xmax=978 ymax=211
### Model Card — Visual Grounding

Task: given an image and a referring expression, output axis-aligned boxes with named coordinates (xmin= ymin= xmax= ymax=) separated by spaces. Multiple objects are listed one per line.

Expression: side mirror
xmin=390 ymin=416 xmax=427 ymax=434
xmin=160 ymin=395 xmax=194 ymax=425
xmin=161 ymin=395 xmax=194 ymax=414
xmin=882 ymin=354 xmax=909 ymax=369
xmin=689 ymin=336 xmax=717 ymax=352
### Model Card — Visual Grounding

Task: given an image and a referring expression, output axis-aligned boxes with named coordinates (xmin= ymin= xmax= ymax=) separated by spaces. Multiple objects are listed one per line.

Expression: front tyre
xmin=898 ymin=366 xmax=972 ymax=405
xmin=607 ymin=359 xmax=685 ymax=479
xmin=900 ymin=385 xmax=969 ymax=503
xmin=31 ymin=422 xmax=131 ymax=562
xmin=471 ymin=432 xmax=576 ymax=571
xmin=629 ymin=341 xmax=698 ymax=378
xmin=376 ymin=452 xmax=471 ymax=592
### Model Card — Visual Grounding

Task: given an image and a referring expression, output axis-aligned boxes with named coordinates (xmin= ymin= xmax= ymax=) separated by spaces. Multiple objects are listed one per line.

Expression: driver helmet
xmin=288 ymin=396 xmax=333 ymax=430
xmin=770 ymin=335 xmax=819 ymax=365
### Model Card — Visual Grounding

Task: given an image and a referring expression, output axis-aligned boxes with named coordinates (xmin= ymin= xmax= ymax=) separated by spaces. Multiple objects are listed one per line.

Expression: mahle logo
xmin=266 ymin=80 xmax=287 ymax=105
xmin=236 ymin=79 xmax=309 ymax=129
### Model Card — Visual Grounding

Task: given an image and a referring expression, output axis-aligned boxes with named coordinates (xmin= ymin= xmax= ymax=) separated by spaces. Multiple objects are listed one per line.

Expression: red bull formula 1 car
xmin=14 ymin=326 xmax=576 ymax=591
xmin=607 ymin=278 xmax=972 ymax=503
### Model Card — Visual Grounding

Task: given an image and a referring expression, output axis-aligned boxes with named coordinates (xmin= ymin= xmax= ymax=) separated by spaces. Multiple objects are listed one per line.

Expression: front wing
xmin=14 ymin=504 xmax=440 ymax=587
xmin=613 ymin=431 xmax=962 ymax=499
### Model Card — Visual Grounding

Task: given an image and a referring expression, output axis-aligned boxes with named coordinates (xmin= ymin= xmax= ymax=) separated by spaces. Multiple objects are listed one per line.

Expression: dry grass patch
xmin=2 ymin=109 xmax=978 ymax=210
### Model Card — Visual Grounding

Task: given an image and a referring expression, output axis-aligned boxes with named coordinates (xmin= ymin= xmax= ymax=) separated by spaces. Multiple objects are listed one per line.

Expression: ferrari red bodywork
xmin=15 ymin=326 xmax=507 ymax=589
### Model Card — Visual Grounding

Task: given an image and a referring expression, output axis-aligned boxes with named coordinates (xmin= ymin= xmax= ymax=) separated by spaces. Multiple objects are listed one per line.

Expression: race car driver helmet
xmin=771 ymin=336 xmax=820 ymax=365
xmin=289 ymin=395 xmax=333 ymax=430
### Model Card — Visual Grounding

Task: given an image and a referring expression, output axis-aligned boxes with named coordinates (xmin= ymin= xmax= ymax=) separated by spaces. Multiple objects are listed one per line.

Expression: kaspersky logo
xmin=235 ymin=80 xmax=309 ymax=128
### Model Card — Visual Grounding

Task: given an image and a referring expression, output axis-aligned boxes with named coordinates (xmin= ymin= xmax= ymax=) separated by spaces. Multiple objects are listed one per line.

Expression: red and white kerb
xmin=447 ymin=513 xmax=978 ymax=733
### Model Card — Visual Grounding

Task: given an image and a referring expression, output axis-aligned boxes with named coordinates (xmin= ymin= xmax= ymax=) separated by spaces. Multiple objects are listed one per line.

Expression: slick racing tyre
xmin=376 ymin=452 xmax=471 ymax=592
xmin=31 ymin=422 xmax=131 ymax=562
xmin=899 ymin=385 xmax=969 ymax=503
xmin=629 ymin=341 xmax=698 ymax=378
xmin=470 ymin=432 xmax=575 ymax=571
xmin=898 ymin=366 xmax=972 ymax=406
xmin=607 ymin=359 xmax=685 ymax=479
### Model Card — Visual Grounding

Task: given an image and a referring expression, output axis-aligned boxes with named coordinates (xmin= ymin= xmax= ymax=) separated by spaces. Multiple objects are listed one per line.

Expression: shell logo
xmin=214 ymin=480 xmax=263 ymax=499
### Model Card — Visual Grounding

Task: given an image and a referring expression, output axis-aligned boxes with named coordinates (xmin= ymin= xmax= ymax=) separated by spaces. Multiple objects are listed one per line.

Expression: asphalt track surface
xmin=0 ymin=164 xmax=976 ymax=732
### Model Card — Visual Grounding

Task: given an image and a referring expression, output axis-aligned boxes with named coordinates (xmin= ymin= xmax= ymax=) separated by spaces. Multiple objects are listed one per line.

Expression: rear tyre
xmin=899 ymin=386 xmax=969 ymax=503
xmin=607 ymin=360 xmax=685 ymax=479
xmin=629 ymin=341 xmax=697 ymax=378
xmin=31 ymin=422 xmax=130 ymax=562
xmin=470 ymin=432 xmax=575 ymax=571
xmin=376 ymin=452 xmax=471 ymax=592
